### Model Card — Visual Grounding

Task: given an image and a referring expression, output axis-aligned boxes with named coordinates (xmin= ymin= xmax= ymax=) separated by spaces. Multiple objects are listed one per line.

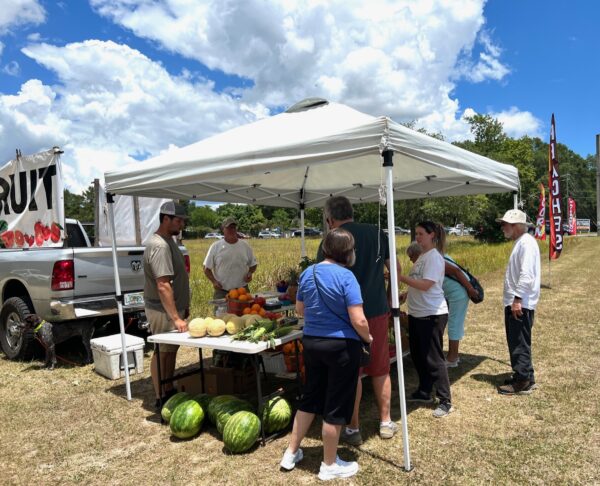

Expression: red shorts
xmin=361 ymin=313 xmax=391 ymax=377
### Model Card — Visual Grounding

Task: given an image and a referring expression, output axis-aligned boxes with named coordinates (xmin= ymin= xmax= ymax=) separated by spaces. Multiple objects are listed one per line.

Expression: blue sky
xmin=0 ymin=0 xmax=598 ymax=192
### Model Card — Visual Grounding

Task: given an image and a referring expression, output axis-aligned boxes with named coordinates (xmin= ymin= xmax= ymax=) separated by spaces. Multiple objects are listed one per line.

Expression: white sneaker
xmin=280 ymin=448 xmax=303 ymax=471
xmin=318 ymin=456 xmax=359 ymax=481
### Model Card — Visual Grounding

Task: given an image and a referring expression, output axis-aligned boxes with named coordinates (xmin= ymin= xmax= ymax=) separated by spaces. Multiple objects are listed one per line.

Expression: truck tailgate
xmin=73 ymin=247 xmax=145 ymax=297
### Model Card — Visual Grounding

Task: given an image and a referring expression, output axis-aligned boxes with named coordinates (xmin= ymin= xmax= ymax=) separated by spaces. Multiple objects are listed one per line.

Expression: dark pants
xmin=504 ymin=306 xmax=535 ymax=383
xmin=408 ymin=314 xmax=451 ymax=405
xmin=299 ymin=336 xmax=361 ymax=425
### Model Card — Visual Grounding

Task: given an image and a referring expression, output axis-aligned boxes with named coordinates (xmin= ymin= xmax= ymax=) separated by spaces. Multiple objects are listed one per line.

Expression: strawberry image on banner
xmin=568 ymin=197 xmax=577 ymax=236
xmin=0 ymin=148 xmax=64 ymax=248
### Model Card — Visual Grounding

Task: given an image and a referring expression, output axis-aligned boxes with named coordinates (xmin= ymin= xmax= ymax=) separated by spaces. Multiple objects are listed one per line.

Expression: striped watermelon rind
xmin=216 ymin=399 xmax=254 ymax=435
xmin=223 ymin=411 xmax=261 ymax=453
xmin=161 ymin=392 xmax=191 ymax=423
xmin=261 ymin=396 xmax=292 ymax=434
xmin=207 ymin=395 xmax=239 ymax=424
xmin=169 ymin=400 xmax=204 ymax=439
xmin=191 ymin=393 xmax=213 ymax=413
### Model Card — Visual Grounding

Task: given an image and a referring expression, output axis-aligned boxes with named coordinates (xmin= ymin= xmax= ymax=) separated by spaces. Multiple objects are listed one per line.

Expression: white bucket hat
xmin=495 ymin=209 xmax=534 ymax=227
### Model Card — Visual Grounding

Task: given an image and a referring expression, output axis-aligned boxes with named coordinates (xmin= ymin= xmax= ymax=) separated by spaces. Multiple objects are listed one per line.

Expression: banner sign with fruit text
xmin=534 ymin=183 xmax=546 ymax=240
xmin=548 ymin=114 xmax=562 ymax=260
xmin=567 ymin=197 xmax=576 ymax=236
xmin=0 ymin=148 xmax=64 ymax=248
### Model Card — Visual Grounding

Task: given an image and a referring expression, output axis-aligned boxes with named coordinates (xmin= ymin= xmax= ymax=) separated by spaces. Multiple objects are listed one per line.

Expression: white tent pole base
xmin=107 ymin=193 xmax=132 ymax=401
xmin=383 ymin=151 xmax=412 ymax=471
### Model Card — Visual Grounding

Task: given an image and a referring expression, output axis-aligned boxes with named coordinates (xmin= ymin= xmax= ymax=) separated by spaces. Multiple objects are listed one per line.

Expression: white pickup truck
xmin=0 ymin=218 xmax=190 ymax=360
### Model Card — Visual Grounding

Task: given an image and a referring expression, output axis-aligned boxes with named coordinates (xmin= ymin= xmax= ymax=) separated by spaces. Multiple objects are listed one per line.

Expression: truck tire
xmin=0 ymin=297 xmax=36 ymax=360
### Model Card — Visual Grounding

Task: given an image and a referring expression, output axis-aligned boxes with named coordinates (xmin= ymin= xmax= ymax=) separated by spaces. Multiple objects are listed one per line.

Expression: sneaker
xmin=498 ymin=380 xmax=532 ymax=395
xmin=445 ymin=357 xmax=460 ymax=368
xmin=318 ymin=456 xmax=359 ymax=481
xmin=379 ymin=421 xmax=398 ymax=439
xmin=279 ymin=448 xmax=303 ymax=471
xmin=406 ymin=390 xmax=434 ymax=404
xmin=340 ymin=428 xmax=363 ymax=446
xmin=432 ymin=402 xmax=454 ymax=418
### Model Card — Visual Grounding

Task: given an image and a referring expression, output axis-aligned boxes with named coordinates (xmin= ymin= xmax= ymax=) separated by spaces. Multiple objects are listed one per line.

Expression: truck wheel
xmin=0 ymin=297 xmax=36 ymax=360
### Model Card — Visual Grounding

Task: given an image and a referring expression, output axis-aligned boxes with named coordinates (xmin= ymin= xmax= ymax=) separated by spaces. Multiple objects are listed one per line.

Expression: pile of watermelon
xmin=160 ymin=392 xmax=293 ymax=454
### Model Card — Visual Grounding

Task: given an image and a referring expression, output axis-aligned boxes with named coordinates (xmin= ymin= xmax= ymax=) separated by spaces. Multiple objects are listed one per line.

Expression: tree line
xmin=65 ymin=114 xmax=597 ymax=241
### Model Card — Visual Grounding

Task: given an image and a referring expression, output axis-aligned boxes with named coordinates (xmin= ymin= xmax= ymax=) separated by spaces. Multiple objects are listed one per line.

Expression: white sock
xmin=380 ymin=420 xmax=394 ymax=427
xmin=345 ymin=427 xmax=359 ymax=434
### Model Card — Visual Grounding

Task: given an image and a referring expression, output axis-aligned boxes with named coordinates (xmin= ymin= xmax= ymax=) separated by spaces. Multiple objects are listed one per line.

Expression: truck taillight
xmin=51 ymin=260 xmax=74 ymax=290
xmin=184 ymin=255 xmax=191 ymax=274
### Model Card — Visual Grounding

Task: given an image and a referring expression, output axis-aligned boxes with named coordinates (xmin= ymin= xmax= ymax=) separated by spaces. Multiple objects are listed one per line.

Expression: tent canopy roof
xmin=104 ymin=100 xmax=519 ymax=208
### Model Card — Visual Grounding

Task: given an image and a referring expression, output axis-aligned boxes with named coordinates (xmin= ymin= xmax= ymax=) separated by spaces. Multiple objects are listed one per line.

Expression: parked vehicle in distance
xmin=448 ymin=224 xmax=471 ymax=236
xmin=383 ymin=226 xmax=410 ymax=235
xmin=237 ymin=232 xmax=249 ymax=239
xmin=204 ymin=233 xmax=223 ymax=239
xmin=258 ymin=231 xmax=281 ymax=239
xmin=292 ymin=228 xmax=323 ymax=237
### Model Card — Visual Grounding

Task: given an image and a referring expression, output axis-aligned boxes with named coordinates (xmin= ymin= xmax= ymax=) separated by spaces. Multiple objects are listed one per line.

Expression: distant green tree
xmin=216 ymin=203 xmax=266 ymax=235
xmin=270 ymin=208 xmax=292 ymax=231
xmin=64 ymin=185 xmax=94 ymax=222
xmin=190 ymin=205 xmax=219 ymax=229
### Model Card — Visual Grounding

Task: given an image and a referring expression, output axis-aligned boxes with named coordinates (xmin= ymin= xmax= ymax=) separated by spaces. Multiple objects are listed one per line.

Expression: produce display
xmin=169 ymin=399 xmax=205 ymax=439
xmin=231 ymin=318 xmax=295 ymax=347
xmin=192 ymin=393 xmax=213 ymax=412
xmin=222 ymin=410 xmax=262 ymax=454
xmin=215 ymin=399 xmax=254 ymax=434
xmin=261 ymin=396 xmax=292 ymax=434
xmin=160 ymin=391 xmax=191 ymax=423
xmin=160 ymin=391 xmax=294 ymax=454
xmin=207 ymin=395 xmax=240 ymax=424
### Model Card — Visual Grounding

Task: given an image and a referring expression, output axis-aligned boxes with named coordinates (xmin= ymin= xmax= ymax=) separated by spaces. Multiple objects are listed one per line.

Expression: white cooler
xmin=90 ymin=334 xmax=145 ymax=380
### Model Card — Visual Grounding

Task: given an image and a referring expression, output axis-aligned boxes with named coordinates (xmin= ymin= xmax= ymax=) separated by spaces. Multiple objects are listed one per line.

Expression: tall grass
xmin=185 ymin=234 xmax=575 ymax=317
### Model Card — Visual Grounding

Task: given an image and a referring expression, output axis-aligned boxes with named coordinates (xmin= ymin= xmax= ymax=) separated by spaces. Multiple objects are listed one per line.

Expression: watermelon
xmin=170 ymin=400 xmax=205 ymax=439
xmin=191 ymin=393 xmax=213 ymax=413
xmin=223 ymin=411 xmax=261 ymax=453
xmin=261 ymin=396 xmax=292 ymax=434
xmin=161 ymin=392 xmax=190 ymax=423
xmin=207 ymin=395 xmax=239 ymax=424
xmin=216 ymin=399 xmax=254 ymax=434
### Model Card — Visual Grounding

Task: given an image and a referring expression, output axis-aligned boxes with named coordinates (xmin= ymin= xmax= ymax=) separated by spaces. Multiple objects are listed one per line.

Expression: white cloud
xmin=0 ymin=40 xmax=4 ymax=57
xmin=90 ymin=0 xmax=504 ymax=129
xmin=456 ymin=30 xmax=510 ymax=83
xmin=490 ymin=107 xmax=543 ymax=139
xmin=0 ymin=40 xmax=256 ymax=192
xmin=2 ymin=60 xmax=20 ymax=75
xmin=0 ymin=0 xmax=45 ymax=34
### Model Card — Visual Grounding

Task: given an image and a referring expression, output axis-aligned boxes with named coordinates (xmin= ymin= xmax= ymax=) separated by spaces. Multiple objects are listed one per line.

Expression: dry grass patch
xmin=0 ymin=236 xmax=598 ymax=485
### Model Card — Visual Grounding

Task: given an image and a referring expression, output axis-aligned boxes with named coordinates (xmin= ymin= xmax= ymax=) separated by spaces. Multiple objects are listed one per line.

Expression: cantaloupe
xmin=189 ymin=318 xmax=207 ymax=337
xmin=207 ymin=318 xmax=226 ymax=336
xmin=225 ymin=316 xmax=244 ymax=335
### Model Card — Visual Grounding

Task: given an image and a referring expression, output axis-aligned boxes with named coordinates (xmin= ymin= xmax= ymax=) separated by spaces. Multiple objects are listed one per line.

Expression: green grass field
xmin=1 ymin=235 xmax=597 ymax=485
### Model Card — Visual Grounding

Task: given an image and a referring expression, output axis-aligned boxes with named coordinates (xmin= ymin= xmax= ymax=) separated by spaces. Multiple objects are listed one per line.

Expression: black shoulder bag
xmin=443 ymin=257 xmax=484 ymax=304
xmin=312 ymin=265 xmax=371 ymax=366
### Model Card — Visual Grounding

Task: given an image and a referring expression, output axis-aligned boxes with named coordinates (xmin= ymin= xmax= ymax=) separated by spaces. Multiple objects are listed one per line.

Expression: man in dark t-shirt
xmin=317 ymin=196 xmax=397 ymax=444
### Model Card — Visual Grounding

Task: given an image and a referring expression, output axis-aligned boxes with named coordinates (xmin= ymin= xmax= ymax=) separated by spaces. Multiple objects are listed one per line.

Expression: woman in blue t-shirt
xmin=279 ymin=228 xmax=371 ymax=481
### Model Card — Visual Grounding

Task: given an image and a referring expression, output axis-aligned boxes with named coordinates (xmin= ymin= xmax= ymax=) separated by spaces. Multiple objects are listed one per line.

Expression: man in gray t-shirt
xmin=143 ymin=201 xmax=190 ymax=407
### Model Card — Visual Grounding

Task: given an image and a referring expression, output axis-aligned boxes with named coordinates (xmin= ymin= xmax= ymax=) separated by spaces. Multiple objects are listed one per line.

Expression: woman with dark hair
xmin=398 ymin=221 xmax=453 ymax=418
xmin=280 ymin=228 xmax=372 ymax=481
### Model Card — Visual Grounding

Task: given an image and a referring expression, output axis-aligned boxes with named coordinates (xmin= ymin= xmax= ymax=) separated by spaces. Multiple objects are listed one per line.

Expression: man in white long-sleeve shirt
xmin=495 ymin=209 xmax=541 ymax=395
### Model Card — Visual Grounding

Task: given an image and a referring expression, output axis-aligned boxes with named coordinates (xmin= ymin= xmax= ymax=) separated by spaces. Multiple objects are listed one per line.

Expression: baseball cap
xmin=222 ymin=217 xmax=237 ymax=228
xmin=495 ymin=209 xmax=533 ymax=227
xmin=160 ymin=201 xmax=189 ymax=219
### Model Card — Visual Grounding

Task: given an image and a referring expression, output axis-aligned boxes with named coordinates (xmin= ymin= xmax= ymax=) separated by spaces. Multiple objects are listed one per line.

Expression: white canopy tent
xmin=104 ymin=99 xmax=519 ymax=470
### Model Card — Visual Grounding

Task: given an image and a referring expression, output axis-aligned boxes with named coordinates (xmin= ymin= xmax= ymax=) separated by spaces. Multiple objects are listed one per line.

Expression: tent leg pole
xmin=107 ymin=193 xmax=132 ymax=401
xmin=383 ymin=151 xmax=412 ymax=471
xmin=300 ymin=206 xmax=306 ymax=258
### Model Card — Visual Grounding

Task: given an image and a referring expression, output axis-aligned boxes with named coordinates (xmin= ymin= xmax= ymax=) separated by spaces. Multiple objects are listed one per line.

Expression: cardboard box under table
xmin=90 ymin=334 xmax=145 ymax=380
xmin=147 ymin=329 xmax=303 ymax=444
